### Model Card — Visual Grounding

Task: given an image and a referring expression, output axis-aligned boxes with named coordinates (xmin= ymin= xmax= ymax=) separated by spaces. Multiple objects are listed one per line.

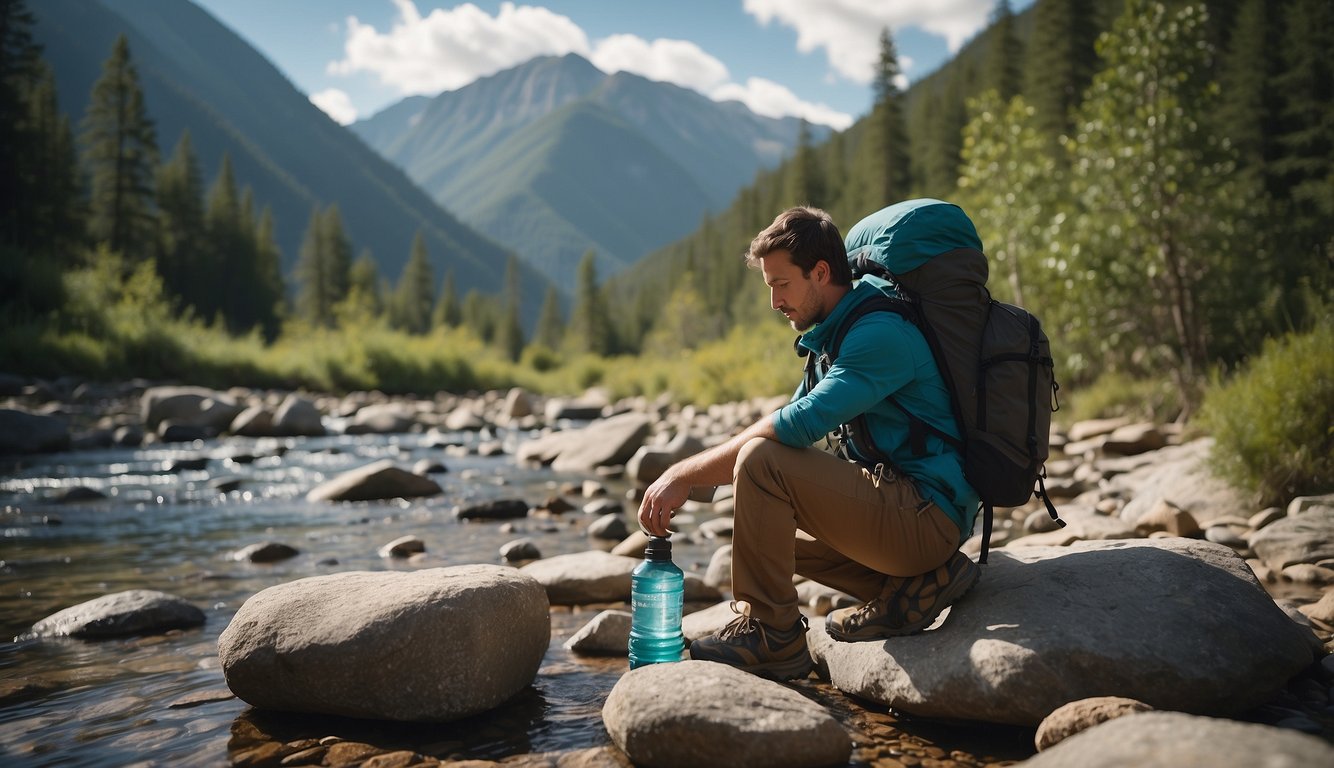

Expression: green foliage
xmin=533 ymin=285 xmax=565 ymax=350
xmin=388 ymin=231 xmax=435 ymax=334
xmin=1201 ymin=324 xmax=1334 ymax=505
xmin=1023 ymin=0 xmax=1104 ymax=140
xmin=566 ymin=250 xmax=613 ymax=356
xmin=1060 ymin=371 xmax=1183 ymax=426
xmin=294 ymin=204 xmax=352 ymax=328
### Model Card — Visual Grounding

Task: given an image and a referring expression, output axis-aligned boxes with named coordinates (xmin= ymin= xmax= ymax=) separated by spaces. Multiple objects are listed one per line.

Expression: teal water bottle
xmin=628 ymin=535 xmax=685 ymax=668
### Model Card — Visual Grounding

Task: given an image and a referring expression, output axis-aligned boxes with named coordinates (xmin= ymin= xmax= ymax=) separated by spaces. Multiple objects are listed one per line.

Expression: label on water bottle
xmin=632 ymin=591 xmax=682 ymax=633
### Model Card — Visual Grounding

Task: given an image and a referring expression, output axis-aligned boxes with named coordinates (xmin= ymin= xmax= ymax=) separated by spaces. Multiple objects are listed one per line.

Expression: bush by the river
xmin=1201 ymin=323 xmax=1334 ymax=506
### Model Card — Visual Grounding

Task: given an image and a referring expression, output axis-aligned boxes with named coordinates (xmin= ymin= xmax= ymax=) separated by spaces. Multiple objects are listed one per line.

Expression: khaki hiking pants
xmin=731 ymin=437 xmax=962 ymax=629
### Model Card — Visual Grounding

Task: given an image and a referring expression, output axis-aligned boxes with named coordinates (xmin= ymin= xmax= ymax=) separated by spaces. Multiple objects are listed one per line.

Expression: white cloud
xmin=712 ymin=78 xmax=853 ymax=131
xmin=325 ymin=1 xmax=853 ymax=129
xmin=310 ymin=87 xmax=357 ymax=125
xmin=743 ymin=0 xmax=992 ymax=83
xmin=590 ymin=35 xmax=730 ymax=94
xmin=329 ymin=0 xmax=590 ymax=94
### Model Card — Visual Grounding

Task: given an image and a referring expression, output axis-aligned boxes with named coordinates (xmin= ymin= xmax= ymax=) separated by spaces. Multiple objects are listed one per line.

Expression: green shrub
xmin=1059 ymin=371 xmax=1183 ymax=426
xmin=1200 ymin=324 xmax=1334 ymax=505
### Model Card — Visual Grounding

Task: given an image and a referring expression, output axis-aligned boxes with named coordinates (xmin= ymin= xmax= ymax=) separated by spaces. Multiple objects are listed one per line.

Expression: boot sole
xmin=826 ymin=562 xmax=980 ymax=642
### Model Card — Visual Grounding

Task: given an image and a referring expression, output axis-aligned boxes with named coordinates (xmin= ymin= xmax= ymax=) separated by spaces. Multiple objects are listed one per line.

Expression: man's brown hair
xmin=744 ymin=206 xmax=851 ymax=286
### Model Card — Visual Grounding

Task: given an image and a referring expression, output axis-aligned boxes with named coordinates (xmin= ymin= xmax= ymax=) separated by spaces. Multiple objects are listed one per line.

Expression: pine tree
xmin=1273 ymin=0 xmax=1334 ymax=232
xmin=494 ymin=254 xmax=524 ymax=361
xmin=294 ymin=204 xmax=351 ymax=327
xmin=985 ymin=0 xmax=1024 ymax=102
xmin=533 ymin=285 xmax=565 ymax=349
xmin=567 ymin=250 xmax=612 ymax=355
xmin=23 ymin=62 xmax=82 ymax=260
xmin=432 ymin=268 xmax=461 ymax=328
xmin=202 ymin=154 xmax=248 ymax=328
xmin=0 ymin=0 xmax=41 ymax=248
xmin=461 ymin=289 xmax=498 ymax=341
xmin=921 ymin=69 xmax=970 ymax=195
xmin=1216 ymin=0 xmax=1286 ymax=198
xmin=1023 ymin=0 xmax=1103 ymax=140
xmin=858 ymin=27 xmax=910 ymax=210
xmin=389 ymin=231 xmax=435 ymax=334
xmin=783 ymin=120 xmax=825 ymax=207
xmin=347 ymin=250 xmax=382 ymax=317
xmin=252 ymin=206 xmax=284 ymax=339
xmin=80 ymin=34 xmax=159 ymax=259
xmin=155 ymin=131 xmax=205 ymax=309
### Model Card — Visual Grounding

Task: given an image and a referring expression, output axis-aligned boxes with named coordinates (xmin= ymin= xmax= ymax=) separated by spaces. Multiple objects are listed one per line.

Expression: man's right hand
xmin=638 ymin=471 xmax=690 ymax=537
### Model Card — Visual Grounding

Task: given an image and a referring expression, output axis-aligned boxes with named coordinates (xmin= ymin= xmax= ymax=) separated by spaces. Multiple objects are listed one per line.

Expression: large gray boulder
xmin=809 ymin=539 xmax=1317 ymax=726
xmin=516 ymin=413 xmax=651 ymax=472
xmin=0 ymin=408 xmax=70 ymax=455
xmin=306 ymin=460 xmax=442 ymax=502
xmin=1017 ymin=711 xmax=1334 ymax=767
xmin=141 ymin=386 xmax=243 ymax=432
xmin=28 ymin=590 xmax=205 ymax=638
xmin=217 ymin=565 xmax=549 ymax=722
xmin=602 ymin=660 xmax=851 ymax=768
xmin=345 ymin=403 xmax=416 ymax=435
xmin=272 ymin=394 xmax=325 ymax=437
xmin=626 ymin=432 xmax=707 ymax=485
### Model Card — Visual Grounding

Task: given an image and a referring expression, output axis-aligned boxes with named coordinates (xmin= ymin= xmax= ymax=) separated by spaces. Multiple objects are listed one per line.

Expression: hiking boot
xmin=689 ymin=601 xmax=813 ymax=681
xmin=825 ymin=551 xmax=980 ymax=642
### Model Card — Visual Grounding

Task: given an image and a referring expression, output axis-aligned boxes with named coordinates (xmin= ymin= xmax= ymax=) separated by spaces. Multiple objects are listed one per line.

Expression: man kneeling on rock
xmin=638 ymin=206 xmax=980 ymax=681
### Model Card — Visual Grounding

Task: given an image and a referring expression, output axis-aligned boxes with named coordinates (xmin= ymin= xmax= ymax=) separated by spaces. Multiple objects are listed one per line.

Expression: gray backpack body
xmin=826 ymin=199 xmax=1062 ymax=561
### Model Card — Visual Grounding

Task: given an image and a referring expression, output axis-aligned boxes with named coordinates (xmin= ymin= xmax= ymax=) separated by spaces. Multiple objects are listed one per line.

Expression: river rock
xmin=1017 ymin=711 xmax=1334 ymax=767
xmin=602 ymin=660 xmax=851 ymax=768
xmin=378 ymin=536 xmax=425 ymax=558
xmin=273 ymin=394 xmax=325 ymax=437
xmin=1114 ymin=438 xmax=1251 ymax=526
xmin=141 ymin=386 xmax=243 ymax=432
xmin=499 ymin=538 xmax=541 ymax=563
xmin=229 ymin=405 xmax=275 ymax=437
xmin=218 ymin=565 xmax=549 ymax=722
xmin=809 ymin=539 xmax=1318 ymax=726
xmin=455 ymin=498 xmax=529 ymax=520
xmin=29 ymin=590 xmax=205 ymax=638
xmin=516 ymin=413 xmax=652 ymax=472
xmin=564 ymin=609 xmax=632 ymax=656
xmin=588 ymin=513 xmax=630 ymax=541
xmin=0 ymin=408 xmax=70 ymax=454
xmin=626 ymin=432 xmax=707 ymax=485
xmin=233 ymin=542 xmax=299 ymax=563
xmin=1100 ymin=422 xmax=1167 ymax=455
xmin=519 ymin=551 xmax=639 ymax=605
xmin=1033 ymin=696 xmax=1153 ymax=751
xmin=1133 ymin=499 xmax=1201 ymax=537
xmin=1248 ymin=507 xmax=1334 ymax=572
xmin=345 ymin=403 xmax=416 ymax=435
xmin=306 ymin=460 xmax=442 ymax=502
xmin=611 ymin=530 xmax=651 ymax=558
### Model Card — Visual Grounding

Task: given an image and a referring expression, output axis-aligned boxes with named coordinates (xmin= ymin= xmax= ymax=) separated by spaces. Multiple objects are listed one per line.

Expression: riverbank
xmin=1 ymin=377 xmax=1331 ymax=766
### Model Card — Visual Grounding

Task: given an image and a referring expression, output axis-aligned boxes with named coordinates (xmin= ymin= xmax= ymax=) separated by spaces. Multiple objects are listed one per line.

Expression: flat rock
xmin=564 ymin=609 xmax=632 ymax=656
xmin=1034 ymin=696 xmax=1153 ymax=751
xmin=218 ymin=565 xmax=548 ymax=722
xmin=809 ymin=539 xmax=1317 ymax=726
xmin=345 ymin=403 xmax=416 ymax=435
xmin=516 ymin=413 xmax=652 ymax=472
xmin=141 ymin=386 xmax=242 ymax=432
xmin=233 ymin=542 xmax=299 ymax=563
xmin=455 ymin=498 xmax=528 ymax=520
xmin=1114 ymin=439 xmax=1252 ymax=526
xmin=28 ymin=589 xmax=205 ymax=638
xmin=1017 ymin=711 xmax=1334 ymax=767
xmin=519 ymin=551 xmax=639 ymax=605
xmin=0 ymin=408 xmax=70 ymax=455
xmin=307 ymin=460 xmax=442 ymax=502
xmin=602 ymin=660 xmax=850 ymax=768
xmin=1248 ymin=507 xmax=1334 ymax=571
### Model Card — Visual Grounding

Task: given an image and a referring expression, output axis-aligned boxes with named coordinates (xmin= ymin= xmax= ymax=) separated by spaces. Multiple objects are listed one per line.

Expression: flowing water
xmin=0 ymin=428 xmax=1038 ymax=767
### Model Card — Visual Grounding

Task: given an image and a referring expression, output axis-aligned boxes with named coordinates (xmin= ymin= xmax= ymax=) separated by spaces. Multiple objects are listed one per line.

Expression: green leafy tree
xmin=1062 ymin=1 xmax=1253 ymax=406
xmin=533 ymin=285 xmax=565 ymax=350
xmin=957 ymin=92 xmax=1065 ymax=311
xmin=155 ymin=131 xmax=205 ymax=309
xmin=294 ymin=204 xmax=351 ymax=328
xmin=566 ymin=250 xmax=613 ymax=355
xmin=389 ymin=231 xmax=435 ymax=334
xmin=80 ymin=34 xmax=159 ymax=259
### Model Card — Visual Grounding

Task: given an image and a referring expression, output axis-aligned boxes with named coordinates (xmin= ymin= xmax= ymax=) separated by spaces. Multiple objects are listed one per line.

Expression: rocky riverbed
xmin=1 ymin=377 xmax=1332 ymax=767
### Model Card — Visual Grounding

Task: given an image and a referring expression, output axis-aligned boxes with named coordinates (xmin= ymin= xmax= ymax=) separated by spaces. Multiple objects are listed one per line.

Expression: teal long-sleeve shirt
xmin=771 ymin=276 xmax=979 ymax=540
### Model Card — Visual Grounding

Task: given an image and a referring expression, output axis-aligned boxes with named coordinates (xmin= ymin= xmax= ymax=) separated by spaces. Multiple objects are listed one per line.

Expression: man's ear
xmin=814 ymin=260 xmax=830 ymax=285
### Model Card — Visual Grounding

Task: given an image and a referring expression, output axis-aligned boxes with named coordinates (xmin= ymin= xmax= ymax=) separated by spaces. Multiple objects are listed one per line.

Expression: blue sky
xmin=191 ymin=0 xmax=1034 ymax=131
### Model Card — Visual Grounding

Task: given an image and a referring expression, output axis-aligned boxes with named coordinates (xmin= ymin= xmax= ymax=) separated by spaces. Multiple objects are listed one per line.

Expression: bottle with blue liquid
xmin=628 ymin=535 xmax=685 ymax=668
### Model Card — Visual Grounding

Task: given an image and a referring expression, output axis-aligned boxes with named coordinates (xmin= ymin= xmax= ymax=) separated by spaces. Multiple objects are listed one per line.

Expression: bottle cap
xmin=644 ymin=535 xmax=673 ymax=561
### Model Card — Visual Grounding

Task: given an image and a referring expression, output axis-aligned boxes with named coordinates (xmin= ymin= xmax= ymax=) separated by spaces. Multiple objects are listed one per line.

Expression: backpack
xmin=804 ymin=199 xmax=1063 ymax=563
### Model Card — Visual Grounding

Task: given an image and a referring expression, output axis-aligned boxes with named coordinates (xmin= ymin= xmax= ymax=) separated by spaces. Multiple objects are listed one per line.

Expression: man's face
xmin=760 ymin=250 xmax=825 ymax=332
